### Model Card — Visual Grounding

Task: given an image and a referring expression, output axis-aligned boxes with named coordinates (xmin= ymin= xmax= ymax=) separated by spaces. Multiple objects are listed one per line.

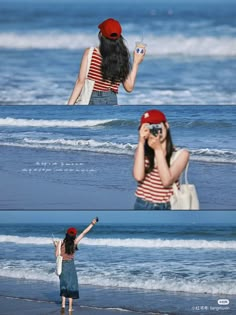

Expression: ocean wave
xmin=1 ymin=32 xmax=236 ymax=57
xmin=1 ymin=116 xmax=235 ymax=130
xmin=1 ymin=235 xmax=236 ymax=250
xmin=0 ymin=138 xmax=136 ymax=155
xmin=81 ymin=237 xmax=236 ymax=250
xmin=190 ymin=148 xmax=236 ymax=164
xmin=0 ymin=235 xmax=53 ymax=245
xmin=1 ymin=116 xmax=235 ymax=129
xmin=0 ymin=137 xmax=235 ymax=164
xmin=0 ymin=260 xmax=235 ymax=295
xmin=0 ymin=117 xmax=116 ymax=128
xmin=80 ymin=274 xmax=236 ymax=295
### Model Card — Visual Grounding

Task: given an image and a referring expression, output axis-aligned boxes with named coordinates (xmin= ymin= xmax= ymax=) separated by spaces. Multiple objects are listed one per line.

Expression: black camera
xmin=148 ymin=124 xmax=162 ymax=136
xmin=95 ymin=217 xmax=99 ymax=222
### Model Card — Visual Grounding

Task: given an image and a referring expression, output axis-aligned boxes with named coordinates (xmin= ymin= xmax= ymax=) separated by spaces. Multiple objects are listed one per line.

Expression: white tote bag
xmin=76 ymin=47 xmax=95 ymax=105
xmin=170 ymin=150 xmax=200 ymax=210
xmin=55 ymin=241 xmax=63 ymax=276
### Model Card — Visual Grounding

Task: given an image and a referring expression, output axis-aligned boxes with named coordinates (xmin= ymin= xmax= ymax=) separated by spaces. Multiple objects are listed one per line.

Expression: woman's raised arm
xmin=75 ymin=218 xmax=98 ymax=244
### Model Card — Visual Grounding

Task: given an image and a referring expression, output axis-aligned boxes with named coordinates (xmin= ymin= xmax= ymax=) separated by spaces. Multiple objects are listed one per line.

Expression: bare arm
xmin=75 ymin=218 xmax=98 ymax=245
xmin=67 ymin=48 xmax=90 ymax=105
xmin=133 ymin=124 xmax=150 ymax=181
xmin=154 ymin=148 xmax=189 ymax=187
xmin=123 ymin=50 xmax=145 ymax=93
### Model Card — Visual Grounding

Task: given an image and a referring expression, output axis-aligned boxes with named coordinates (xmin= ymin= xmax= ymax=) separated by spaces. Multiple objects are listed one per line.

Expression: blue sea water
xmin=0 ymin=0 xmax=236 ymax=104
xmin=0 ymin=223 xmax=236 ymax=314
xmin=0 ymin=105 xmax=235 ymax=209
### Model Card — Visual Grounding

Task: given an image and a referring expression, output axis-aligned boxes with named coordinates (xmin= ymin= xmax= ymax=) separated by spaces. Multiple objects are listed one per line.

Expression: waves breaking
xmin=0 ymin=117 xmax=115 ymax=128
xmin=1 ymin=32 xmax=236 ymax=57
xmin=1 ymin=235 xmax=236 ymax=250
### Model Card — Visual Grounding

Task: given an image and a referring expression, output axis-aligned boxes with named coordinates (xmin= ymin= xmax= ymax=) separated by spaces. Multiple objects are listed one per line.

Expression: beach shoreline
xmin=0 ymin=277 xmax=235 ymax=315
xmin=0 ymin=148 xmax=235 ymax=209
xmin=0 ymin=296 xmax=155 ymax=315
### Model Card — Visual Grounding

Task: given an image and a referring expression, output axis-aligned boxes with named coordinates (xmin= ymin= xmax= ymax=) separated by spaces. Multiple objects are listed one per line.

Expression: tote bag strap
xmin=184 ymin=161 xmax=189 ymax=185
xmin=58 ymin=240 xmax=61 ymax=256
xmin=85 ymin=47 xmax=94 ymax=78
xmin=170 ymin=149 xmax=189 ymax=185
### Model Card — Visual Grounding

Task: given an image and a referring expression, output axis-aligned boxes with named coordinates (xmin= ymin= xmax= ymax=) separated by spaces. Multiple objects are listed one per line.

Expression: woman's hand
xmin=91 ymin=218 xmax=98 ymax=225
xmin=147 ymin=132 xmax=162 ymax=151
xmin=139 ymin=123 xmax=150 ymax=144
xmin=133 ymin=49 xmax=146 ymax=65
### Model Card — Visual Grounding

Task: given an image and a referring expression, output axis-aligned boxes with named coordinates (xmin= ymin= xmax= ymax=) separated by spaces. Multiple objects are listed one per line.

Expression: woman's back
xmin=88 ymin=48 xmax=120 ymax=93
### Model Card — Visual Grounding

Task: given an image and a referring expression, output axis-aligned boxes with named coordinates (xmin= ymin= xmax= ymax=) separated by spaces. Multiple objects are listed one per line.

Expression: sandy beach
xmin=0 ymin=157 xmax=235 ymax=210
xmin=0 ymin=168 xmax=134 ymax=210
xmin=0 ymin=296 xmax=155 ymax=315
xmin=0 ymin=276 xmax=235 ymax=315
xmin=0 ymin=277 xmax=165 ymax=315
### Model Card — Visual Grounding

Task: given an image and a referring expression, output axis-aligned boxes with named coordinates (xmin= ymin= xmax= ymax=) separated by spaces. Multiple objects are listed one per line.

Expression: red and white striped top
xmin=87 ymin=48 xmax=120 ymax=93
xmin=135 ymin=158 xmax=179 ymax=203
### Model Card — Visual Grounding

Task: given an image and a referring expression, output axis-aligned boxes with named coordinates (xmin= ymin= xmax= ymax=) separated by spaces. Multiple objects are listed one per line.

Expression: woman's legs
xmin=61 ymin=296 xmax=73 ymax=311
xmin=61 ymin=296 xmax=66 ymax=308
xmin=69 ymin=298 xmax=73 ymax=311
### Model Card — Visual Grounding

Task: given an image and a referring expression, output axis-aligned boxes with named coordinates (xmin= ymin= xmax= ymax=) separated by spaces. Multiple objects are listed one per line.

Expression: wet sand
xmin=0 ymin=296 xmax=156 ymax=315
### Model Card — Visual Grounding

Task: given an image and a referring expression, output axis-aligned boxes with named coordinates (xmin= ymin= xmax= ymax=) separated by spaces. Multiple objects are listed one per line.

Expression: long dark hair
xmin=63 ymin=233 xmax=78 ymax=255
xmin=145 ymin=124 xmax=175 ymax=173
xmin=99 ymin=35 xmax=131 ymax=84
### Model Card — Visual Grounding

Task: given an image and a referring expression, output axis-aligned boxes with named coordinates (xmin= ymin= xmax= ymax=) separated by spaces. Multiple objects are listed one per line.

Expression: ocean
xmin=0 ymin=105 xmax=235 ymax=209
xmin=0 ymin=0 xmax=236 ymax=105
xmin=0 ymin=222 xmax=235 ymax=315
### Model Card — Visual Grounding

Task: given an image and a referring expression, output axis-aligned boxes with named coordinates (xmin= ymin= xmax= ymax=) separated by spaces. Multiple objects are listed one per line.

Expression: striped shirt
xmin=87 ymin=48 xmax=120 ymax=93
xmin=135 ymin=158 xmax=179 ymax=203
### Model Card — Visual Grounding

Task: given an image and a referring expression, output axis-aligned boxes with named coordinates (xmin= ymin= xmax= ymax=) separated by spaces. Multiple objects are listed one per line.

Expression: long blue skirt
xmin=59 ymin=260 xmax=79 ymax=299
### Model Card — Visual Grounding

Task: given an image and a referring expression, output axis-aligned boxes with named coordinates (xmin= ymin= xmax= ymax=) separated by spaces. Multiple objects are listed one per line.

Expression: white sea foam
xmin=0 ymin=260 xmax=57 ymax=282
xmin=82 ymin=237 xmax=236 ymax=250
xmin=1 ymin=235 xmax=236 ymax=250
xmin=80 ymin=274 xmax=236 ymax=295
xmin=0 ymin=260 xmax=235 ymax=295
xmin=1 ymin=137 xmax=235 ymax=164
xmin=1 ymin=32 xmax=236 ymax=57
xmin=23 ymin=138 xmax=135 ymax=154
xmin=0 ymin=139 xmax=136 ymax=155
xmin=0 ymin=235 xmax=53 ymax=245
xmin=0 ymin=117 xmax=115 ymax=128
xmin=190 ymin=148 xmax=236 ymax=164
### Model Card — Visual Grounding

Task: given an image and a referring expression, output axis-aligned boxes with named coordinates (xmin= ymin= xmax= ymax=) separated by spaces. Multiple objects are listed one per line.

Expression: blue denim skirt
xmin=59 ymin=260 xmax=79 ymax=299
xmin=134 ymin=197 xmax=171 ymax=210
xmin=89 ymin=90 xmax=118 ymax=105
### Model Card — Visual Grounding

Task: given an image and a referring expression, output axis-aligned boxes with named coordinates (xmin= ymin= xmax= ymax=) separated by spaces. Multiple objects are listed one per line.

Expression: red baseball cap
xmin=140 ymin=109 xmax=167 ymax=125
xmin=98 ymin=18 xmax=122 ymax=40
xmin=67 ymin=227 xmax=77 ymax=236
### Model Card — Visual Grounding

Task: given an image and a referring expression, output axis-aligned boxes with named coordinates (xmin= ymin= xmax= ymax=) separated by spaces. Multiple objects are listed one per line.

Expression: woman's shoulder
xmin=174 ymin=148 xmax=189 ymax=155
xmin=178 ymin=148 xmax=189 ymax=156
xmin=83 ymin=47 xmax=100 ymax=60
xmin=171 ymin=149 xmax=189 ymax=164
xmin=84 ymin=47 xmax=99 ymax=53
xmin=84 ymin=47 xmax=91 ymax=55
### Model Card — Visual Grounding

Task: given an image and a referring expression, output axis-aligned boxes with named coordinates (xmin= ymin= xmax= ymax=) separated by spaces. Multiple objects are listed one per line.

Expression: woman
xmin=55 ymin=218 xmax=98 ymax=312
xmin=133 ymin=109 xmax=189 ymax=210
xmin=67 ymin=18 xmax=145 ymax=105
